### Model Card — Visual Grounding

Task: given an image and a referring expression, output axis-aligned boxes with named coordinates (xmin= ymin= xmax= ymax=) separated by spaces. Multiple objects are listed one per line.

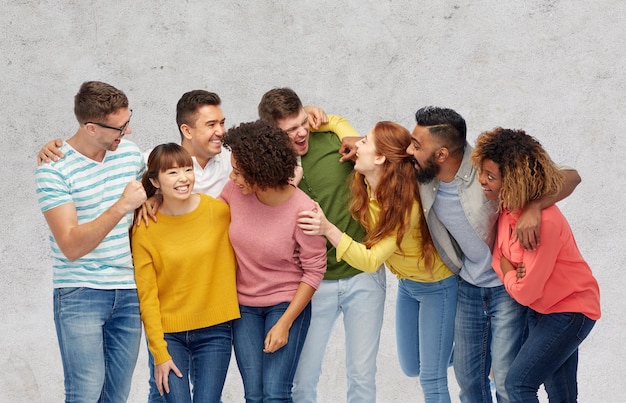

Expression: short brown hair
xmin=74 ymin=81 xmax=128 ymax=124
xmin=258 ymin=88 xmax=303 ymax=126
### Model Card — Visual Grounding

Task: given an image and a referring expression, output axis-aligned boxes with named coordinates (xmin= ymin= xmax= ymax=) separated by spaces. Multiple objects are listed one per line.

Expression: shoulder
xmin=291 ymin=187 xmax=318 ymax=209
xmin=119 ymin=138 xmax=142 ymax=152
xmin=114 ymin=140 xmax=144 ymax=162
xmin=540 ymin=205 xmax=567 ymax=228
xmin=199 ymin=193 xmax=229 ymax=212
xmin=307 ymin=131 xmax=341 ymax=149
xmin=219 ymin=180 xmax=236 ymax=201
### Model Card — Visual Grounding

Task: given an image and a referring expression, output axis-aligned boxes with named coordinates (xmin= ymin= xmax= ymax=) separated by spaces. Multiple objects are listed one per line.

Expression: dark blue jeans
xmin=505 ymin=310 xmax=596 ymax=403
xmin=453 ymin=280 xmax=527 ymax=403
xmin=233 ymin=302 xmax=311 ymax=403
xmin=159 ymin=322 xmax=233 ymax=403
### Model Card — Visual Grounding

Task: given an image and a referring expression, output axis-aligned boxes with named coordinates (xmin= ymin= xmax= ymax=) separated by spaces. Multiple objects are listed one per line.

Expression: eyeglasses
xmin=86 ymin=110 xmax=133 ymax=136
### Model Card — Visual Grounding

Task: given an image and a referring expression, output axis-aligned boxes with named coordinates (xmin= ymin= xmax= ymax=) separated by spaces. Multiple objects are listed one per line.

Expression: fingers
xmin=140 ymin=204 xmax=150 ymax=227
xmin=156 ymin=372 xmax=166 ymax=395
xmin=263 ymin=333 xmax=286 ymax=353
xmin=516 ymin=263 xmax=527 ymax=280
xmin=263 ymin=333 xmax=272 ymax=352
xmin=521 ymin=232 xmax=538 ymax=251
xmin=171 ymin=363 xmax=183 ymax=378
xmin=339 ymin=147 xmax=357 ymax=162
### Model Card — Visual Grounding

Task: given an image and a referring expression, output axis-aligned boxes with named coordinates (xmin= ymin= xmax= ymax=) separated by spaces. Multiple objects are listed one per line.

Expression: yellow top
xmin=336 ymin=198 xmax=455 ymax=282
xmin=131 ymin=194 xmax=240 ymax=365
xmin=315 ymin=114 xmax=360 ymax=139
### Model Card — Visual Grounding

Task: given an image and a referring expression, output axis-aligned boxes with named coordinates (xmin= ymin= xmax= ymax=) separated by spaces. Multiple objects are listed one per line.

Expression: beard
xmin=412 ymin=153 xmax=440 ymax=184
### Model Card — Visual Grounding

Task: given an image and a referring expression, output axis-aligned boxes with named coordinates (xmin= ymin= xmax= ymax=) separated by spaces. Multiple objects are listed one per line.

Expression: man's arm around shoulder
xmin=515 ymin=168 xmax=581 ymax=250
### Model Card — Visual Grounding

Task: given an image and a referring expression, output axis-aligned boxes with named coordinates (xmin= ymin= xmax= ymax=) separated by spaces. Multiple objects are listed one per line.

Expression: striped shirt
xmin=35 ymin=139 xmax=145 ymax=289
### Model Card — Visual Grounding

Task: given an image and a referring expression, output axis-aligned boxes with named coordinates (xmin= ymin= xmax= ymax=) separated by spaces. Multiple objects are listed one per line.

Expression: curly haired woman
xmin=219 ymin=121 xmax=327 ymax=402
xmin=471 ymin=127 xmax=600 ymax=403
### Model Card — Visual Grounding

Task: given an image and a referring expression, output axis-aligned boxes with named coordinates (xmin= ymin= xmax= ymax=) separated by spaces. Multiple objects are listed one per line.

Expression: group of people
xmin=36 ymin=81 xmax=600 ymax=403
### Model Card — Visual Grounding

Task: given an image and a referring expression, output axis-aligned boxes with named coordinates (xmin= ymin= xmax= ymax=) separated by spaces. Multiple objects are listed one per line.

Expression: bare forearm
xmin=46 ymin=200 xmax=132 ymax=261
xmin=63 ymin=203 xmax=130 ymax=260
xmin=276 ymin=282 xmax=316 ymax=328
xmin=321 ymin=220 xmax=343 ymax=247
xmin=500 ymin=256 xmax=516 ymax=277
xmin=531 ymin=169 xmax=581 ymax=210
xmin=46 ymin=180 xmax=146 ymax=261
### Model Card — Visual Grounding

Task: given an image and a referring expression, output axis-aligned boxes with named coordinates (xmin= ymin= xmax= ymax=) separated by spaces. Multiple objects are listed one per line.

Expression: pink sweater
xmin=220 ymin=180 xmax=327 ymax=307
xmin=492 ymin=205 xmax=600 ymax=320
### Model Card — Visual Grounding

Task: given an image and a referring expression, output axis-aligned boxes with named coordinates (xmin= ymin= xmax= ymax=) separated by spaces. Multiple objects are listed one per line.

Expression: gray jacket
xmin=418 ymin=143 xmax=498 ymax=274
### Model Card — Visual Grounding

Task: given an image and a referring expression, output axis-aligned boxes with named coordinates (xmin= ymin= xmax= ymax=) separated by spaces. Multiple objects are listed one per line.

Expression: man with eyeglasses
xmin=35 ymin=81 xmax=147 ymax=402
xmin=37 ymin=87 xmax=333 ymax=401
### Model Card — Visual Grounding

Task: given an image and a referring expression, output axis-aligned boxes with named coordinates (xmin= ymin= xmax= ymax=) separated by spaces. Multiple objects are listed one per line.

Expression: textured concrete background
xmin=1 ymin=1 xmax=624 ymax=402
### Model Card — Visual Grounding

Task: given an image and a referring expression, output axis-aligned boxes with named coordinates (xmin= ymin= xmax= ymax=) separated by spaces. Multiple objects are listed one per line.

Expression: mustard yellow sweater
xmin=337 ymin=199 xmax=454 ymax=282
xmin=131 ymin=194 xmax=240 ymax=365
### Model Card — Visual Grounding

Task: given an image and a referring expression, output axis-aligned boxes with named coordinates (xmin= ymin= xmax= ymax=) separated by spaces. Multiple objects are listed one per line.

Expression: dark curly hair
xmin=222 ymin=121 xmax=297 ymax=190
xmin=471 ymin=127 xmax=563 ymax=212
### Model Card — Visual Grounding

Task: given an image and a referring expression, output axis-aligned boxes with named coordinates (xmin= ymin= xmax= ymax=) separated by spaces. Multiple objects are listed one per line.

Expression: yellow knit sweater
xmin=131 ymin=194 xmax=240 ymax=365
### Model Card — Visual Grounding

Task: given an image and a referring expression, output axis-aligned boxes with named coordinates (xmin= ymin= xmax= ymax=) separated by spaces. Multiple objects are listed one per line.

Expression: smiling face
xmin=229 ymin=154 xmax=255 ymax=195
xmin=182 ymin=104 xmax=225 ymax=164
xmin=276 ymin=108 xmax=309 ymax=156
xmin=354 ymin=128 xmax=384 ymax=175
xmin=89 ymin=107 xmax=133 ymax=152
xmin=406 ymin=125 xmax=442 ymax=183
xmin=150 ymin=164 xmax=195 ymax=202
xmin=478 ymin=158 xmax=502 ymax=200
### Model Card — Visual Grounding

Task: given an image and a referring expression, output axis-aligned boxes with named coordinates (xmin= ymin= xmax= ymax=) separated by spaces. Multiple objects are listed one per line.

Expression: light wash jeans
xmin=396 ymin=275 xmax=457 ymax=403
xmin=292 ymin=267 xmax=386 ymax=403
xmin=453 ymin=280 xmax=527 ymax=403
xmin=53 ymin=287 xmax=141 ymax=403
xmin=506 ymin=310 xmax=595 ymax=403
xmin=233 ymin=302 xmax=311 ymax=403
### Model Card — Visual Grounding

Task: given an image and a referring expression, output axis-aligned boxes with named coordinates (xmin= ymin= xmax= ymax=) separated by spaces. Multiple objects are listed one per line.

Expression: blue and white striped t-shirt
xmin=35 ymin=139 xmax=145 ymax=289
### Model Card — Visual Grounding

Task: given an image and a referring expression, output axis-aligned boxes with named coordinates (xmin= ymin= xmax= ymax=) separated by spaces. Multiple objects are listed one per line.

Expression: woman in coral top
xmin=132 ymin=143 xmax=240 ymax=402
xmin=297 ymin=121 xmax=457 ymax=402
xmin=219 ymin=121 xmax=327 ymax=402
xmin=471 ymin=127 xmax=600 ymax=403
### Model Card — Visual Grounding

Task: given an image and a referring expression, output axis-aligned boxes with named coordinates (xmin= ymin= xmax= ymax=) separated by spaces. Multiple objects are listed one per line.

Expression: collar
xmin=454 ymin=142 xmax=475 ymax=184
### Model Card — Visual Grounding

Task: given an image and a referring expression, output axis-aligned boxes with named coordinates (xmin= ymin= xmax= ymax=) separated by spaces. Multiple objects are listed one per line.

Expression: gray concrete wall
xmin=1 ymin=1 xmax=624 ymax=401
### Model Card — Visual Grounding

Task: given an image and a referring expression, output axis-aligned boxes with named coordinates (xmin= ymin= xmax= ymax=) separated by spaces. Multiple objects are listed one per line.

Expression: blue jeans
xmin=396 ymin=275 xmax=457 ymax=403
xmin=233 ymin=302 xmax=311 ymax=402
xmin=506 ymin=310 xmax=595 ymax=403
xmin=292 ymin=267 xmax=386 ymax=403
xmin=156 ymin=322 xmax=233 ymax=403
xmin=453 ymin=280 xmax=527 ymax=403
xmin=53 ymin=287 xmax=141 ymax=403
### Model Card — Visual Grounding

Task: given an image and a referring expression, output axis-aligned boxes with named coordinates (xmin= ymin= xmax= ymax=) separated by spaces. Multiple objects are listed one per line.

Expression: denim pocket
xmin=54 ymin=287 xmax=86 ymax=300
xmin=576 ymin=314 xmax=596 ymax=342
xmin=368 ymin=266 xmax=387 ymax=291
